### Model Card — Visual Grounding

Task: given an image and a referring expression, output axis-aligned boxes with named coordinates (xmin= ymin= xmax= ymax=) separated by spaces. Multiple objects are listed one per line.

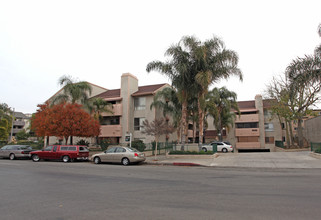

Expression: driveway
xmin=211 ymin=151 xmax=321 ymax=168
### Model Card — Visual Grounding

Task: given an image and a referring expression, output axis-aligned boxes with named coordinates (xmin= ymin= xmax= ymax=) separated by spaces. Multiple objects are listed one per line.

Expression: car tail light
xmin=134 ymin=153 xmax=139 ymax=157
xmin=21 ymin=151 xmax=25 ymax=154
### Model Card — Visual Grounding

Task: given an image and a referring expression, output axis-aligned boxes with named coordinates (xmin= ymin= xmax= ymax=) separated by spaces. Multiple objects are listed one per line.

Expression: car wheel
xmin=202 ymin=147 xmax=207 ymax=152
xmin=94 ymin=156 xmax=101 ymax=164
xmin=121 ymin=157 xmax=130 ymax=166
xmin=62 ymin=155 xmax=70 ymax=163
xmin=9 ymin=153 xmax=15 ymax=160
xmin=32 ymin=154 xmax=40 ymax=162
xmin=222 ymin=148 xmax=228 ymax=153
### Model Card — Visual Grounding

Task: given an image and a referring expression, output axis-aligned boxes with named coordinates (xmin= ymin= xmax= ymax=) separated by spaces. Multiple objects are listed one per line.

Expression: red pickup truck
xmin=30 ymin=145 xmax=89 ymax=162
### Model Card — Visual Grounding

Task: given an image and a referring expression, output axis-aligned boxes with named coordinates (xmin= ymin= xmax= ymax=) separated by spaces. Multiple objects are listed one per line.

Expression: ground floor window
xmin=134 ymin=118 xmax=145 ymax=131
xmin=265 ymin=136 xmax=274 ymax=144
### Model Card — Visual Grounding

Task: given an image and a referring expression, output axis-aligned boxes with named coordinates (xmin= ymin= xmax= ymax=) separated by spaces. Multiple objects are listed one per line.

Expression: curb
xmin=144 ymin=161 xmax=204 ymax=167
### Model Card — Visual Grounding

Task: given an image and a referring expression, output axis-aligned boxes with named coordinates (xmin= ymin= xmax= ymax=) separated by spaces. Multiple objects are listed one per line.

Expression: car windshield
xmin=44 ymin=146 xmax=53 ymax=151
xmin=127 ymin=147 xmax=139 ymax=152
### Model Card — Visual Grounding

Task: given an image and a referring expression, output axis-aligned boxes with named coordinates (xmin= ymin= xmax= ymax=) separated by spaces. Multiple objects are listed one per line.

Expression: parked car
xmin=30 ymin=145 xmax=89 ymax=162
xmin=0 ymin=145 xmax=33 ymax=160
xmin=91 ymin=146 xmax=145 ymax=166
xmin=202 ymin=141 xmax=233 ymax=153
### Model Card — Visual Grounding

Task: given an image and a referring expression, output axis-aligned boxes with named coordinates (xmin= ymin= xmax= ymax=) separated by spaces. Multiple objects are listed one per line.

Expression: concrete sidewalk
xmin=144 ymin=151 xmax=321 ymax=169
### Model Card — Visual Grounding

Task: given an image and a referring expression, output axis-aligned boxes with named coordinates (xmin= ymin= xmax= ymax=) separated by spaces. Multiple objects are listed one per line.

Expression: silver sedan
xmin=91 ymin=146 xmax=145 ymax=166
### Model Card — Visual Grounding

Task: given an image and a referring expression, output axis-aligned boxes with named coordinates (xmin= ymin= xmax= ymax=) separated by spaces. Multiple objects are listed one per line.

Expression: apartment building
xmin=95 ymin=73 xmax=172 ymax=144
xmin=226 ymin=95 xmax=282 ymax=152
xmin=11 ymin=112 xmax=30 ymax=137
xmin=45 ymin=73 xmax=172 ymax=145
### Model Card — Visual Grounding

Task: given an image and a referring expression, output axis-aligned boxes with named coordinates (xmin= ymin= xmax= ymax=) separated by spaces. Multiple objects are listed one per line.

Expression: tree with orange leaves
xmin=32 ymin=102 xmax=100 ymax=144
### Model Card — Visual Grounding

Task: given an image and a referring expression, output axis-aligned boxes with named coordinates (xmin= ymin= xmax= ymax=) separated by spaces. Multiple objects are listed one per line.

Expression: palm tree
xmin=86 ymin=97 xmax=113 ymax=144
xmin=147 ymin=42 xmax=196 ymax=150
xmin=52 ymin=75 xmax=93 ymax=105
xmin=87 ymin=97 xmax=113 ymax=122
xmin=150 ymin=87 xmax=182 ymax=142
xmin=206 ymin=87 xmax=239 ymax=141
xmin=181 ymin=36 xmax=242 ymax=149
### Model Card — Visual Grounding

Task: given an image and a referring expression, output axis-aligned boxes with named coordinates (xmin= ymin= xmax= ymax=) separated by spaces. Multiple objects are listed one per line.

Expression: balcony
xmin=101 ymin=104 xmax=122 ymax=116
xmin=236 ymin=142 xmax=261 ymax=149
xmin=13 ymin=121 xmax=25 ymax=126
xmin=235 ymin=128 xmax=260 ymax=136
xmin=235 ymin=114 xmax=259 ymax=123
xmin=100 ymin=125 xmax=122 ymax=137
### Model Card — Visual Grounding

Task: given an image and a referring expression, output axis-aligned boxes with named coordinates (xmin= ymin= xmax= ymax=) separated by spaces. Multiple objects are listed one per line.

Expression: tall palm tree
xmin=147 ymin=42 xmax=196 ymax=150
xmin=206 ymin=87 xmax=239 ymax=141
xmin=181 ymin=36 xmax=242 ymax=149
xmin=52 ymin=75 xmax=93 ymax=105
xmin=150 ymin=87 xmax=182 ymax=142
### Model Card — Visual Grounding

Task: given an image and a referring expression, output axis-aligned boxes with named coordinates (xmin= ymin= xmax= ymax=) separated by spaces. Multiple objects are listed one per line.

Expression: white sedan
xmin=202 ymin=142 xmax=233 ymax=153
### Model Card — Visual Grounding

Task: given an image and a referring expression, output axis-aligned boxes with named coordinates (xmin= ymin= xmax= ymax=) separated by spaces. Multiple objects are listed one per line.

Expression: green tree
xmin=147 ymin=40 xmax=196 ymax=150
xmin=150 ymin=87 xmax=182 ymax=142
xmin=206 ymin=87 xmax=239 ymax=141
xmin=286 ymin=55 xmax=321 ymax=147
xmin=16 ymin=129 xmax=30 ymax=141
xmin=51 ymin=75 xmax=93 ymax=105
xmin=0 ymin=119 xmax=9 ymax=141
xmin=87 ymin=97 xmax=113 ymax=122
xmin=181 ymin=36 xmax=242 ymax=149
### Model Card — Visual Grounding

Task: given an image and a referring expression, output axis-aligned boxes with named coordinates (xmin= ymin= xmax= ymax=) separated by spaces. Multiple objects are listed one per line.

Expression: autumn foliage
xmin=32 ymin=102 xmax=100 ymax=143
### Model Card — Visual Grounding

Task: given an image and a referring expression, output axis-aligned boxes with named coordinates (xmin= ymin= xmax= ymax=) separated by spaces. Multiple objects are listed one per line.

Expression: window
xmin=100 ymin=116 xmax=120 ymax=125
xmin=236 ymin=122 xmax=258 ymax=128
xmin=134 ymin=118 xmax=145 ymax=131
xmin=68 ymin=147 xmax=77 ymax=151
xmin=44 ymin=146 xmax=53 ymax=151
xmin=281 ymin=123 xmax=285 ymax=129
xmin=115 ymin=147 xmax=126 ymax=153
xmin=106 ymin=147 xmax=116 ymax=153
xmin=134 ymin=97 xmax=146 ymax=110
xmin=265 ymin=137 xmax=274 ymax=144
xmin=264 ymin=123 xmax=274 ymax=131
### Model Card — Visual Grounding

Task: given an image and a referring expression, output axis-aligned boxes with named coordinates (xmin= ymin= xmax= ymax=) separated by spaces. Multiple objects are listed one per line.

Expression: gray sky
xmin=0 ymin=0 xmax=320 ymax=113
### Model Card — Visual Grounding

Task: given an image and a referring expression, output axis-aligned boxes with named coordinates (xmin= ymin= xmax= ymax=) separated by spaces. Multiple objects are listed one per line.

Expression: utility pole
xmin=9 ymin=108 xmax=15 ymax=142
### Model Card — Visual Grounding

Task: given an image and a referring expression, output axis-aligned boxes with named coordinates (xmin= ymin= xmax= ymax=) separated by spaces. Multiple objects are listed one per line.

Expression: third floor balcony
xmin=101 ymin=104 xmax=122 ymax=116
xmin=235 ymin=128 xmax=260 ymax=136
xmin=235 ymin=114 xmax=259 ymax=123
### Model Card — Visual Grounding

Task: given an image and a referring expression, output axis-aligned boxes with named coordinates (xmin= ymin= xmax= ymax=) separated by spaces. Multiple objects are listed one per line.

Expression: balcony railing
xmin=235 ymin=114 xmax=259 ymax=123
xmin=236 ymin=142 xmax=261 ymax=149
xmin=100 ymin=125 xmax=122 ymax=137
xmin=235 ymin=128 xmax=260 ymax=136
xmin=13 ymin=121 xmax=25 ymax=126
xmin=101 ymin=104 xmax=122 ymax=116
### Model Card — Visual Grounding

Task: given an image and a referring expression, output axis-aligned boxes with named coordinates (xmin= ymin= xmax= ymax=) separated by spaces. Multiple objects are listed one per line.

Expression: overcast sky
xmin=0 ymin=0 xmax=320 ymax=113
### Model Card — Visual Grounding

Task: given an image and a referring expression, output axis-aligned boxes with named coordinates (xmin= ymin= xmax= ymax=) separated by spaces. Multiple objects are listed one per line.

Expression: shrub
xmin=76 ymin=139 xmax=90 ymax=147
xmin=131 ymin=140 xmax=146 ymax=152
xmin=315 ymin=147 xmax=321 ymax=154
xmin=100 ymin=139 xmax=111 ymax=151
xmin=16 ymin=130 xmax=30 ymax=141
xmin=169 ymin=150 xmax=214 ymax=155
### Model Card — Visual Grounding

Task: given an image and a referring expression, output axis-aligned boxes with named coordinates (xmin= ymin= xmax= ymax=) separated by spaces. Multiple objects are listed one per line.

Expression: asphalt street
xmin=1 ymin=160 xmax=321 ymax=220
